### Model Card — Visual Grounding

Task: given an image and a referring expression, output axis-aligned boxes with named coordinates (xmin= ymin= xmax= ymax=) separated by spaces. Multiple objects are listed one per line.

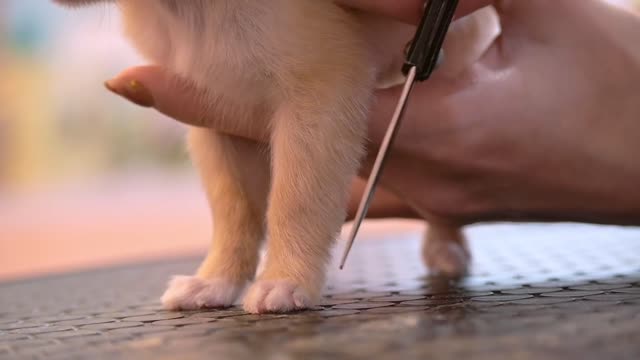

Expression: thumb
xmin=105 ymin=66 xmax=269 ymax=142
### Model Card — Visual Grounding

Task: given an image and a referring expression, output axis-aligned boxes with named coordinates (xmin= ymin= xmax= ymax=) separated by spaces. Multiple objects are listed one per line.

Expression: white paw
xmin=423 ymin=242 xmax=470 ymax=278
xmin=242 ymin=280 xmax=312 ymax=314
xmin=161 ymin=275 xmax=244 ymax=311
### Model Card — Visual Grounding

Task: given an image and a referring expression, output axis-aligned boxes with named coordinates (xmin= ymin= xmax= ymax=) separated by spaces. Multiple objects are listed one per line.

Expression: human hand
xmin=355 ymin=0 xmax=640 ymax=225
xmin=105 ymin=0 xmax=640 ymax=226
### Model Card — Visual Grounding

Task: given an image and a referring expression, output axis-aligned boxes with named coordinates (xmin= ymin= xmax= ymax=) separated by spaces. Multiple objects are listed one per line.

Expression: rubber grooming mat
xmin=1 ymin=223 xmax=639 ymax=359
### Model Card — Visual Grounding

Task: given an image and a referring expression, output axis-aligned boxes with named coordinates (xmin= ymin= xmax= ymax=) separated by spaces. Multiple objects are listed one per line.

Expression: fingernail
xmin=104 ymin=77 xmax=154 ymax=108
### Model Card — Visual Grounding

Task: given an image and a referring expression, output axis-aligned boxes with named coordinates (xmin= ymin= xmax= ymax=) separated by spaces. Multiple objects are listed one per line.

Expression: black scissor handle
xmin=403 ymin=0 xmax=459 ymax=81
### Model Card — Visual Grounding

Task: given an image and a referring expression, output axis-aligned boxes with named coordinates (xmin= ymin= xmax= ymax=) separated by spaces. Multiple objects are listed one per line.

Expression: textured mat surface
xmin=1 ymin=223 xmax=640 ymax=359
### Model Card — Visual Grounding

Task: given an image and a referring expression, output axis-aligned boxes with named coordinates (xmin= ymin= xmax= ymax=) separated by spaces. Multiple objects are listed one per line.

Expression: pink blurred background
xmin=0 ymin=1 xmax=207 ymax=280
xmin=1 ymin=0 xmax=639 ymax=281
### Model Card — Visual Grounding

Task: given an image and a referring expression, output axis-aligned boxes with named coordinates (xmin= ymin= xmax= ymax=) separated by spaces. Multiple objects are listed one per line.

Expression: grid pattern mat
xmin=1 ymin=223 xmax=640 ymax=359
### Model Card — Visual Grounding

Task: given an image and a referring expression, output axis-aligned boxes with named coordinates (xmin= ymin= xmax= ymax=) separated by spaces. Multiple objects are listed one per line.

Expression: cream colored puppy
xmin=54 ymin=0 xmax=500 ymax=314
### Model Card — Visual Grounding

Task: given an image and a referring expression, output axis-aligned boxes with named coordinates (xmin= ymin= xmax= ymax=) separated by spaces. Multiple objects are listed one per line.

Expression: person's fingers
xmin=106 ymin=66 xmax=203 ymax=124
xmin=456 ymin=0 xmax=496 ymax=19
xmin=364 ymin=72 xmax=467 ymax=146
xmin=105 ymin=65 xmax=270 ymax=142
xmin=337 ymin=0 xmax=495 ymax=25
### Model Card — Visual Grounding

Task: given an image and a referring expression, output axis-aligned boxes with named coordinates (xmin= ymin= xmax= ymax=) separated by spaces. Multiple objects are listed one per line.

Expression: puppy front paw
xmin=161 ymin=275 xmax=244 ymax=310
xmin=242 ymin=280 xmax=313 ymax=314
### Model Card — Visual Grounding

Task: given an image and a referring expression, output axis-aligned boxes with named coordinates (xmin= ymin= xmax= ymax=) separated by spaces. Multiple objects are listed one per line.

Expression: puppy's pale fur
xmin=54 ymin=0 xmax=500 ymax=313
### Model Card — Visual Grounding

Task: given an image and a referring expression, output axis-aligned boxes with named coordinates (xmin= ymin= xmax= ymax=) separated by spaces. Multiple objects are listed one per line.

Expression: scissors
xmin=339 ymin=0 xmax=459 ymax=269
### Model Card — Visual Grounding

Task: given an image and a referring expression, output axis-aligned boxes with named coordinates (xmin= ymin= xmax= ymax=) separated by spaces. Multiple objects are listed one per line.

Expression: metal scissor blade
xmin=339 ymin=66 xmax=418 ymax=269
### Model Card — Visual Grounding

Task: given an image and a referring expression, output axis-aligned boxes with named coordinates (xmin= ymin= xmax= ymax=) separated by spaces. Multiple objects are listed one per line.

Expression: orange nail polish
xmin=104 ymin=78 xmax=154 ymax=108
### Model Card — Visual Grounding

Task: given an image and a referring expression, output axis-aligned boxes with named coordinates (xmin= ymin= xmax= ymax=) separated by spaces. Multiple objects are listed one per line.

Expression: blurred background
xmin=0 ymin=0 xmax=210 ymax=281
xmin=1 ymin=0 xmax=639 ymax=281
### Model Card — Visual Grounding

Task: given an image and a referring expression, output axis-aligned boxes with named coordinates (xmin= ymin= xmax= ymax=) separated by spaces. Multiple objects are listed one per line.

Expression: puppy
xmin=54 ymin=0 xmax=500 ymax=313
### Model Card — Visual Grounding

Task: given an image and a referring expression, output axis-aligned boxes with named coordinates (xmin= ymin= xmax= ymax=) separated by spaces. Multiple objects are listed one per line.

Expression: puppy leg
xmin=422 ymin=223 xmax=470 ymax=277
xmin=243 ymin=80 xmax=371 ymax=314
xmin=417 ymin=8 xmax=499 ymax=278
xmin=162 ymin=128 xmax=270 ymax=310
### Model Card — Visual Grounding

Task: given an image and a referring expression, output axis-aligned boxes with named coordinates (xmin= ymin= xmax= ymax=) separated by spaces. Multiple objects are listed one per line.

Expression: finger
xmin=337 ymin=0 xmax=495 ymax=25
xmin=365 ymin=24 xmax=512 ymax=147
xmin=365 ymin=82 xmax=444 ymax=146
xmin=106 ymin=65 xmax=204 ymax=125
xmin=456 ymin=0 xmax=496 ymax=19
xmin=105 ymin=65 xmax=269 ymax=142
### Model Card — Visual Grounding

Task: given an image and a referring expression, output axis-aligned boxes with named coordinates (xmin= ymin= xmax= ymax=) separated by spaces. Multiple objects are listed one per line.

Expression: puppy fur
xmin=54 ymin=0 xmax=500 ymax=313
